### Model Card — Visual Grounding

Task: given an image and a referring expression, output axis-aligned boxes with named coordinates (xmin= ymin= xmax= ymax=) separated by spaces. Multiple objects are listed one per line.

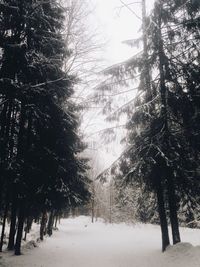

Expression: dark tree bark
xmin=23 ymin=220 xmax=28 ymax=241
xmin=91 ymin=196 xmax=94 ymax=223
xmin=8 ymin=193 xmax=17 ymax=250
xmin=40 ymin=211 xmax=48 ymax=241
xmin=167 ymin=169 xmax=181 ymax=244
xmin=8 ymin=103 xmax=17 ymax=160
xmin=47 ymin=211 xmax=54 ymax=236
xmin=0 ymin=197 xmax=9 ymax=251
xmin=156 ymin=2 xmax=181 ymax=247
xmin=15 ymin=202 xmax=25 ymax=255
xmin=0 ymin=102 xmax=16 ymax=251
xmin=0 ymin=102 xmax=9 ymax=213
xmin=54 ymin=216 xmax=58 ymax=228
xmin=23 ymin=212 xmax=33 ymax=241
xmin=155 ymin=177 xmax=170 ymax=252
xmin=14 ymin=101 xmax=26 ymax=256
xmin=23 ymin=216 xmax=31 ymax=241
xmin=27 ymin=216 xmax=33 ymax=233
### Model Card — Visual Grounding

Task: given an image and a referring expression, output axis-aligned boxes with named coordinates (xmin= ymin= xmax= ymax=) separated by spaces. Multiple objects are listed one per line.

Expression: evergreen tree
xmin=0 ymin=0 xmax=90 ymax=255
xmin=94 ymin=0 xmax=200 ymax=252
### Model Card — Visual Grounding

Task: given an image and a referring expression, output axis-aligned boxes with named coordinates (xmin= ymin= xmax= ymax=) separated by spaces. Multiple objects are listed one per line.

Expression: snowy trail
xmin=2 ymin=216 xmax=200 ymax=267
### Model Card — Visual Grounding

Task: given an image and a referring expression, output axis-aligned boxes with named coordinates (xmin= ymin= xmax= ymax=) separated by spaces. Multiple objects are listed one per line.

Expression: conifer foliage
xmin=95 ymin=0 xmax=200 ymax=252
xmin=0 ymin=0 xmax=90 ymax=255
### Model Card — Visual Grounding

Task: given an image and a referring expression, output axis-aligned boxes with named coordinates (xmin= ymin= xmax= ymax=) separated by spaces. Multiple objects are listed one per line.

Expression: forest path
xmin=2 ymin=216 xmax=200 ymax=267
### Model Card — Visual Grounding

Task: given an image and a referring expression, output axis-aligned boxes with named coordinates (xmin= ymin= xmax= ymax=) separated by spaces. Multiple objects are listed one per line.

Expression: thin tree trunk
xmin=27 ymin=216 xmax=33 ymax=233
xmin=167 ymin=169 xmax=181 ymax=244
xmin=156 ymin=179 xmax=170 ymax=252
xmin=15 ymin=203 xmax=25 ymax=255
xmin=0 ymin=101 xmax=13 ymax=251
xmin=95 ymin=204 xmax=99 ymax=222
xmin=23 ymin=216 xmax=30 ymax=241
xmin=8 ymin=193 xmax=17 ymax=250
xmin=91 ymin=182 xmax=95 ymax=223
xmin=23 ymin=222 xmax=27 ymax=241
xmin=0 ymin=101 xmax=9 ymax=213
xmin=54 ymin=216 xmax=58 ymax=228
xmin=8 ymin=103 xmax=17 ymax=160
xmin=14 ymin=102 xmax=26 ymax=256
xmin=91 ymin=197 xmax=94 ymax=223
xmin=109 ymin=181 xmax=112 ymax=224
xmin=47 ymin=211 xmax=54 ymax=236
xmin=0 ymin=199 xmax=9 ymax=252
xmin=40 ymin=211 xmax=47 ymax=241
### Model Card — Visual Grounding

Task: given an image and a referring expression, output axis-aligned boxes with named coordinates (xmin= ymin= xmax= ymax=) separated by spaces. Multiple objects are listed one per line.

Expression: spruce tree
xmin=0 ymin=0 xmax=90 ymax=255
xmin=94 ymin=0 xmax=200 ymax=251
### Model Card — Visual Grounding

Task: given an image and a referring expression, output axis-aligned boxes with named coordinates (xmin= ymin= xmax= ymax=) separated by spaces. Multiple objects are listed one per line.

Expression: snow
xmin=1 ymin=216 xmax=200 ymax=267
xmin=2 ymin=223 xmax=41 ymax=252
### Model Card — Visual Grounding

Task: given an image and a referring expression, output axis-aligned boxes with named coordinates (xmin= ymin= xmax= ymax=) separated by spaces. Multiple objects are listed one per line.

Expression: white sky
xmin=90 ymin=0 xmax=155 ymax=65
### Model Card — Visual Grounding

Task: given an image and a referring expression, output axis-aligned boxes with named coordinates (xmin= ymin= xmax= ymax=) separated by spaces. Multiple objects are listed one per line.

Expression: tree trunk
xmin=27 ymin=216 xmax=33 ymax=233
xmin=15 ymin=203 xmax=25 ymax=255
xmin=156 ymin=179 xmax=170 ymax=252
xmin=40 ymin=211 xmax=48 ymax=241
xmin=0 ymin=100 xmax=13 ymax=251
xmin=7 ymin=194 xmax=17 ymax=250
xmin=23 ymin=213 xmax=32 ymax=241
xmin=23 ymin=223 xmax=27 ymax=241
xmin=91 ymin=196 xmax=94 ymax=223
xmin=47 ymin=211 xmax=54 ymax=236
xmin=0 ymin=101 xmax=9 ymax=213
xmin=95 ymin=203 xmax=99 ymax=222
xmin=167 ymin=169 xmax=181 ymax=244
xmin=91 ymin=182 xmax=95 ymax=223
xmin=8 ymin=103 xmax=17 ymax=161
xmin=54 ymin=216 xmax=58 ymax=228
xmin=14 ymin=102 xmax=27 ymax=256
xmin=23 ymin=217 xmax=30 ymax=241
xmin=0 ymin=199 xmax=9 ymax=252
xmin=155 ymin=3 xmax=180 ymax=248
xmin=109 ymin=182 xmax=112 ymax=224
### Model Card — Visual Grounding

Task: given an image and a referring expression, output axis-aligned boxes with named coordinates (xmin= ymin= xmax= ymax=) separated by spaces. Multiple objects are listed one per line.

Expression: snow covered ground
xmin=1 ymin=216 xmax=200 ymax=267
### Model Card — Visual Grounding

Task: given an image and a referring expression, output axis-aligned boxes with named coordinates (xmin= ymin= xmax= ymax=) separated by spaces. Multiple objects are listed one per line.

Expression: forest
xmin=0 ymin=0 xmax=200 ymax=265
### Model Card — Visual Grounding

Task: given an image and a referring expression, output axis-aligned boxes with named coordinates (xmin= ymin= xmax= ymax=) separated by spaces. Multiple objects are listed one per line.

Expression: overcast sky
xmin=90 ymin=0 xmax=155 ymax=64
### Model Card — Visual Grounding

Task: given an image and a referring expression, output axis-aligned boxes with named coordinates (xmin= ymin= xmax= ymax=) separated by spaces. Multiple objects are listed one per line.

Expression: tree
xmin=93 ymin=0 xmax=200 ymax=252
xmin=0 ymin=0 xmax=90 ymax=255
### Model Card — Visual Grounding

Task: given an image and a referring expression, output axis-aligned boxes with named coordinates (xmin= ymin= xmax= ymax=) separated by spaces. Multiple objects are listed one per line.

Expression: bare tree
xmin=62 ymin=0 xmax=104 ymax=80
